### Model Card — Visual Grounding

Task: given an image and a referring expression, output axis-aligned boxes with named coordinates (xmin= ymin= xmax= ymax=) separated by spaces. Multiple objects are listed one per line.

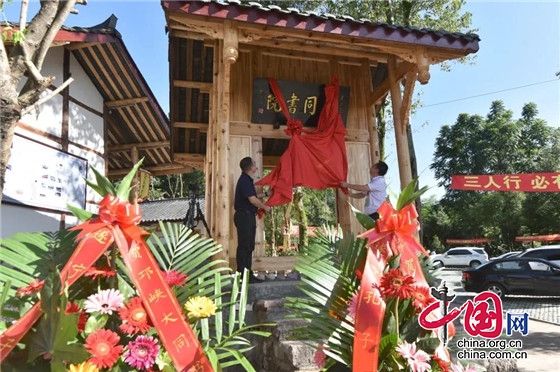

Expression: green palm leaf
xmin=144 ymin=221 xmax=271 ymax=370
xmin=285 ymin=226 xmax=368 ymax=368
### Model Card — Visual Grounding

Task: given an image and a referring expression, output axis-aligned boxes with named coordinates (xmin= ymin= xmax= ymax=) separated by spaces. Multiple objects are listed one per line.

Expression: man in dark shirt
xmin=234 ymin=157 xmax=271 ymax=283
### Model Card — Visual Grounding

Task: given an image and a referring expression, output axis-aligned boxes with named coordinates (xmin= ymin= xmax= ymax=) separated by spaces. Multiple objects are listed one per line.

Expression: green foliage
xmin=285 ymin=226 xmax=366 ymax=366
xmin=285 ymin=228 xmax=442 ymax=370
xmin=427 ymin=101 xmax=560 ymax=253
xmin=263 ymin=187 xmax=336 ymax=254
xmin=0 ymin=161 xmax=270 ymax=371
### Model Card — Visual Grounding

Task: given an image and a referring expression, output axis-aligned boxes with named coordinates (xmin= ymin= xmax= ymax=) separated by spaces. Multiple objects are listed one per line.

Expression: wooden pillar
xmin=363 ymin=59 xmax=380 ymax=164
xmin=388 ymin=56 xmax=412 ymax=190
xmin=252 ymin=136 xmax=265 ymax=258
xmin=213 ymin=21 xmax=238 ymax=253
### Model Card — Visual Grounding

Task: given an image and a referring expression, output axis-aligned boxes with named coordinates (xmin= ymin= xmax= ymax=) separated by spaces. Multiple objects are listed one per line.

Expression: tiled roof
xmin=3 ymin=15 xmax=176 ymax=178
xmin=163 ymin=0 xmax=480 ymax=53
xmin=140 ymin=197 xmax=206 ymax=223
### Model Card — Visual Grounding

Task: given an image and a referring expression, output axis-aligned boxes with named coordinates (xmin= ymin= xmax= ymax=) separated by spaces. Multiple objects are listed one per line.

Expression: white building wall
xmin=1 ymin=46 xmax=106 ymax=239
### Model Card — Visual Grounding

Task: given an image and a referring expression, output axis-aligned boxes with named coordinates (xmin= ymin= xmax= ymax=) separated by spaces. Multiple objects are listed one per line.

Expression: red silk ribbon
xmin=353 ymin=201 xmax=429 ymax=371
xmin=0 ymin=195 xmax=212 ymax=371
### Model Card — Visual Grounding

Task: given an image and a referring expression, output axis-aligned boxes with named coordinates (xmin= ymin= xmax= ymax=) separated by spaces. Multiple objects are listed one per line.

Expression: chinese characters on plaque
xmin=251 ymin=78 xmax=350 ymax=127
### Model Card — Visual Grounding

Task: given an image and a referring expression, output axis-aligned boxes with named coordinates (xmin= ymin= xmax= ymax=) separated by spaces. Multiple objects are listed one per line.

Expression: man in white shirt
xmin=340 ymin=161 xmax=388 ymax=220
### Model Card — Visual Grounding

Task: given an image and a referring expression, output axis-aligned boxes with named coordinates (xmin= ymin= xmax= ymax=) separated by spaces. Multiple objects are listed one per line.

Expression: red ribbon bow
xmin=284 ymin=118 xmax=304 ymax=136
xmin=352 ymin=201 xmax=429 ymax=371
xmin=1 ymin=195 xmax=212 ymax=371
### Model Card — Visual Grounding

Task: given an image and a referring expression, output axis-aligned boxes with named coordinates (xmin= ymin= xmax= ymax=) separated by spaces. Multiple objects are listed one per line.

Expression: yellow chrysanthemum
xmin=184 ymin=296 xmax=217 ymax=318
xmin=67 ymin=361 xmax=99 ymax=372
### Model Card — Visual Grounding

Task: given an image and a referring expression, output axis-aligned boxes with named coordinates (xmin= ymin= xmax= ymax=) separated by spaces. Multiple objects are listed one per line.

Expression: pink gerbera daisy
xmin=314 ymin=344 xmax=326 ymax=368
xmin=450 ymin=362 xmax=478 ymax=372
xmin=396 ymin=341 xmax=431 ymax=372
xmin=122 ymin=336 xmax=160 ymax=370
xmin=164 ymin=269 xmax=188 ymax=287
xmin=84 ymin=288 xmax=124 ymax=315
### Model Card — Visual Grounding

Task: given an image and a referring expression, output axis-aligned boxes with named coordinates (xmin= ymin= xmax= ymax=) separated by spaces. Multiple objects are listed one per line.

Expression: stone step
xmin=260 ymin=339 xmax=321 ymax=372
xmin=247 ymin=279 xmax=304 ymax=305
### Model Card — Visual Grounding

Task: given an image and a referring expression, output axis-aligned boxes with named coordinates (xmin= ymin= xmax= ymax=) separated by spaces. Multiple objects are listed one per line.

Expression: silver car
xmin=431 ymin=247 xmax=489 ymax=268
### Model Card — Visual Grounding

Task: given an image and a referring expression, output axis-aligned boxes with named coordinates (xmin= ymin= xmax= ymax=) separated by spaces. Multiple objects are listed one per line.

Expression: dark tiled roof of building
xmin=2 ymin=15 xmax=176 ymax=178
xmin=163 ymin=0 xmax=480 ymax=53
xmin=140 ymin=197 xmax=206 ymax=223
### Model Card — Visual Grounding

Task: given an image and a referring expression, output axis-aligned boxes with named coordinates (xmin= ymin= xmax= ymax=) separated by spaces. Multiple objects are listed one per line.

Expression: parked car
xmin=490 ymin=251 xmax=521 ymax=260
xmin=431 ymin=247 xmax=489 ymax=268
xmin=461 ymin=257 xmax=560 ymax=298
xmin=516 ymin=245 xmax=560 ymax=265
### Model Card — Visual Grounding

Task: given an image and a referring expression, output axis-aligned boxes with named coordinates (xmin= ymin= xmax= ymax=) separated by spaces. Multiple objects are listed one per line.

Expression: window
xmin=494 ymin=261 xmax=524 ymax=271
xmin=528 ymin=260 xmax=550 ymax=271
xmin=448 ymin=249 xmax=469 ymax=255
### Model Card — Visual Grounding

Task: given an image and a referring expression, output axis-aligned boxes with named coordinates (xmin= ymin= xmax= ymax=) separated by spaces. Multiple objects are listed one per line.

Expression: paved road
xmin=436 ymin=268 xmax=560 ymax=325
xmin=434 ymin=268 xmax=560 ymax=372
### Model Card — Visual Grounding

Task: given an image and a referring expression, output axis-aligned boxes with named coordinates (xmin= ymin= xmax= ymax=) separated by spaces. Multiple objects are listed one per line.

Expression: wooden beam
xmin=229 ymin=121 xmax=369 ymax=142
xmin=173 ymin=79 xmax=213 ymax=92
xmin=245 ymin=38 xmax=388 ymax=63
xmin=107 ymin=163 xmax=193 ymax=178
xmin=105 ymin=97 xmax=148 ymax=108
xmin=108 ymin=141 xmax=169 ymax=152
xmin=174 ymin=152 xmax=206 ymax=164
xmin=173 ymin=122 xmax=209 ymax=131
xmin=369 ymin=61 xmax=414 ymax=105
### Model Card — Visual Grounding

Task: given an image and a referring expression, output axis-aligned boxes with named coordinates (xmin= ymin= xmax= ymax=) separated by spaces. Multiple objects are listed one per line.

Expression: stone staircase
xmin=234 ymin=280 xmax=322 ymax=372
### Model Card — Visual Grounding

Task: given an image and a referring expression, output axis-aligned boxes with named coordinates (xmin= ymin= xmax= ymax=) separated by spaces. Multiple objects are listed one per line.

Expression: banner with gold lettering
xmin=0 ymin=195 xmax=212 ymax=371
xmin=451 ymin=172 xmax=560 ymax=192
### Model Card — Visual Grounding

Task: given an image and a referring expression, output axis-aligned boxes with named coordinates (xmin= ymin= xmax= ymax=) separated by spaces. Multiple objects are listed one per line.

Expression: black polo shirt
xmin=234 ymin=172 xmax=257 ymax=213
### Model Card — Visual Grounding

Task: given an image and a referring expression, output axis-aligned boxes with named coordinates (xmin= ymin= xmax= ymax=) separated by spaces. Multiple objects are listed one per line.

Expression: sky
xmin=3 ymin=1 xmax=559 ymax=199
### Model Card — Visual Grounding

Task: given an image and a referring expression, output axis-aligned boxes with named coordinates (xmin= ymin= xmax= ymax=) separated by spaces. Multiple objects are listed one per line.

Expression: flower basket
xmin=0 ymin=161 xmax=271 ymax=372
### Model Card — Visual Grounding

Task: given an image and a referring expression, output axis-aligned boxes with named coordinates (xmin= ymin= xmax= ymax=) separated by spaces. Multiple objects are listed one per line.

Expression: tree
xmin=0 ymin=0 xmax=85 ymax=202
xmin=429 ymin=101 xmax=559 ymax=251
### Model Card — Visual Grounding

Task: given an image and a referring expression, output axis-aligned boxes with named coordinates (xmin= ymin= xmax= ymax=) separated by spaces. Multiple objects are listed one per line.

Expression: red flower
xmin=433 ymin=343 xmax=451 ymax=372
xmin=164 ymin=270 xmax=188 ymax=287
xmin=411 ymin=285 xmax=436 ymax=313
xmin=16 ymin=279 xmax=44 ymax=296
xmin=84 ymin=266 xmax=116 ymax=279
xmin=379 ymin=269 xmax=415 ymax=299
xmin=314 ymin=344 xmax=326 ymax=368
xmin=65 ymin=302 xmax=87 ymax=333
xmin=85 ymin=329 xmax=123 ymax=369
xmin=119 ymin=297 xmax=151 ymax=335
xmin=354 ymin=269 xmax=363 ymax=280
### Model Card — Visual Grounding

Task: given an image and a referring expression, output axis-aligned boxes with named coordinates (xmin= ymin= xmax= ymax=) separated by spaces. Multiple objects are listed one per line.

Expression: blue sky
xmin=4 ymin=1 xmax=559 ymax=199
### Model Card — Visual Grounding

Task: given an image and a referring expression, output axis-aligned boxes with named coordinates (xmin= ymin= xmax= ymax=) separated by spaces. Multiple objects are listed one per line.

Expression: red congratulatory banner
xmin=447 ymin=238 xmax=490 ymax=244
xmin=515 ymin=234 xmax=560 ymax=242
xmin=451 ymin=173 xmax=560 ymax=192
